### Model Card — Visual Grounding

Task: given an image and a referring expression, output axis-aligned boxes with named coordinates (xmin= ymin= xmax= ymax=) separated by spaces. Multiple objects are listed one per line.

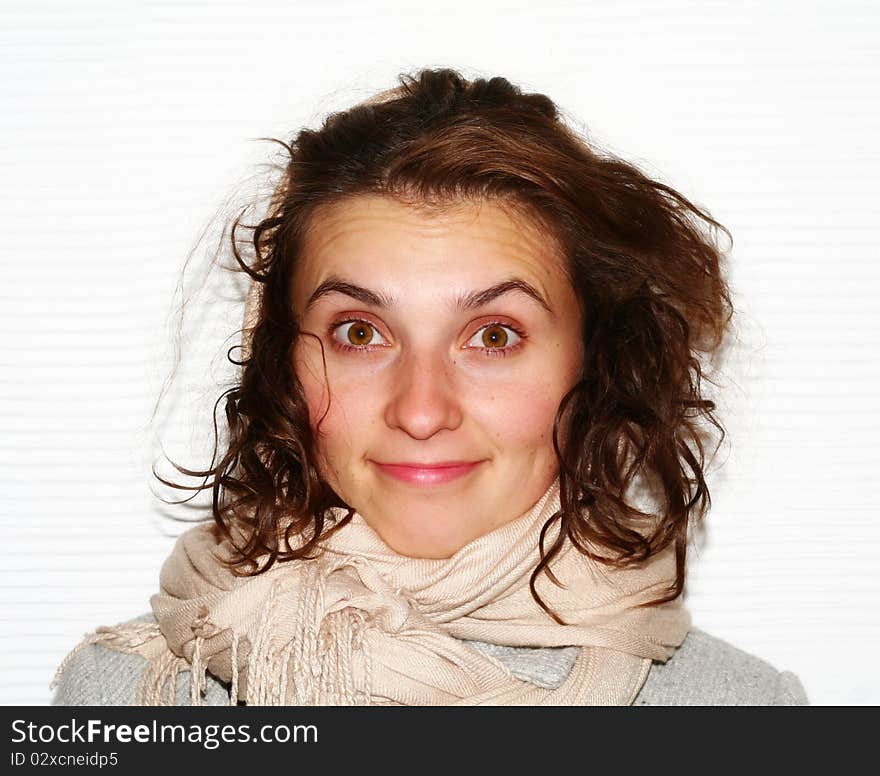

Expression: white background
xmin=2 ymin=0 xmax=878 ymax=705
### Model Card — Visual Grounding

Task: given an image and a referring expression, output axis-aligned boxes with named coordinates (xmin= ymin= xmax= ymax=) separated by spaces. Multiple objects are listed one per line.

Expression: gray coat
xmin=51 ymin=613 xmax=808 ymax=706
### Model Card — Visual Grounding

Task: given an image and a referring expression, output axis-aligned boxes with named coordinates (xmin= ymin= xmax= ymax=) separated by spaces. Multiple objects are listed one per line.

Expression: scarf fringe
xmin=52 ymin=572 xmax=376 ymax=707
xmin=50 ymin=621 xmax=151 ymax=690
xmin=258 ymin=562 xmax=372 ymax=706
xmin=50 ymin=621 xmax=221 ymax=707
xmin=143 ymin=643 xmax=189 ymax=706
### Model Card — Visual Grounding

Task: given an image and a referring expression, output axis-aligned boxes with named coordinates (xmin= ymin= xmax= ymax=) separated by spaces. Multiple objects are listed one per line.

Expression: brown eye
xmin=332 ymin=320 xmax=389 ymax=350
xmin=481 ymin=324 xmax=509 ymax=348
xmin=466 ymin=323 xmax=523 ymax=354
xmin=347 ymin=322 xmax=375 ymax=346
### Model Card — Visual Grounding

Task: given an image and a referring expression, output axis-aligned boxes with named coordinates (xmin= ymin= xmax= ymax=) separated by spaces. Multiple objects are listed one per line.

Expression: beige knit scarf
xmin=54 ymin=477 xmax=690 ymax=706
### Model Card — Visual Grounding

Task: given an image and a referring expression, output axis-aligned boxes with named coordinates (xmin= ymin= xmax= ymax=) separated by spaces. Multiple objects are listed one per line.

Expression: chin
xmin=368 ymin=504 xmax=485 ymax=559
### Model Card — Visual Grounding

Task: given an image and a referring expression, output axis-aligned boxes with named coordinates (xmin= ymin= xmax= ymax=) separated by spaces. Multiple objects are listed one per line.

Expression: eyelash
xmin=328 ymin=318 xmax=527 ymax=358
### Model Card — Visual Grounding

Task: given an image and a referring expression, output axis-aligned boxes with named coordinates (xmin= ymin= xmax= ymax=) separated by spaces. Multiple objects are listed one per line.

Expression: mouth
xmin=370 ymin=460 xmax=484 ymax=486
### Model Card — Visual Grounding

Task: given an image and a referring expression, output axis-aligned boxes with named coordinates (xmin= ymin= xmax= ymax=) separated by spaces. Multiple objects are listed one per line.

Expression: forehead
xmin=292 ymin=195 xmax=570 ymax=302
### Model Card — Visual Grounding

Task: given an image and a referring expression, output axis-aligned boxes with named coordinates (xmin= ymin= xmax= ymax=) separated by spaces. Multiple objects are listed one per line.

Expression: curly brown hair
xmin=158 ymin=67 xmax=734 ymax=621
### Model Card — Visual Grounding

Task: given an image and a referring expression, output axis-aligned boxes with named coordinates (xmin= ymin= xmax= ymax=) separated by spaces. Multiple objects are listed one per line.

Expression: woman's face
xmin=292 ymin=194 xmax=584 ymax=558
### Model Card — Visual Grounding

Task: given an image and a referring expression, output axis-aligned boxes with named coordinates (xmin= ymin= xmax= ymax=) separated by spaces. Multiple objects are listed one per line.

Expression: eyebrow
xmin=304 ymin=276 xmax=554 ymax=317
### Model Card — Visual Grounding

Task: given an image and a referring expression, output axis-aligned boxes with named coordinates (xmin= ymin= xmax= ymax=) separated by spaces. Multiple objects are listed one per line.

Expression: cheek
xmin=293 ymin=338 xmax=332 ymax=429
xmin=476 ymin=339 xmax=582 ymax=449
xmin=293 ymin=350 xmax=370 ymax=466
xmin=472 ymin=380 xmax=562 ymax=449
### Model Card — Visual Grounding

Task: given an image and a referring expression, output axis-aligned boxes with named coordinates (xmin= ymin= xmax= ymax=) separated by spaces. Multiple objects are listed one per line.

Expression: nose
xmin=383 ymin=348 xmax=464 ymax=440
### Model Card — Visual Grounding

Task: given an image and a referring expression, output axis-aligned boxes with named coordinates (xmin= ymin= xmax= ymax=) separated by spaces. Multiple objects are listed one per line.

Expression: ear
xmin=241 ymin=279 xmax=263 ymax=361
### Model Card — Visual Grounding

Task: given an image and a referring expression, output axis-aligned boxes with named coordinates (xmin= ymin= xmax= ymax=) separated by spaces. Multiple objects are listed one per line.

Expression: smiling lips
xmin=372 ymin=460 xmax=484 ymax=485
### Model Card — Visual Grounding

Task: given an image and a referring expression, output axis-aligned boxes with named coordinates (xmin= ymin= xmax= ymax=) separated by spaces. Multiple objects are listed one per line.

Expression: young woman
xmin=52 ymin=67 xmax=807 ymax=706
